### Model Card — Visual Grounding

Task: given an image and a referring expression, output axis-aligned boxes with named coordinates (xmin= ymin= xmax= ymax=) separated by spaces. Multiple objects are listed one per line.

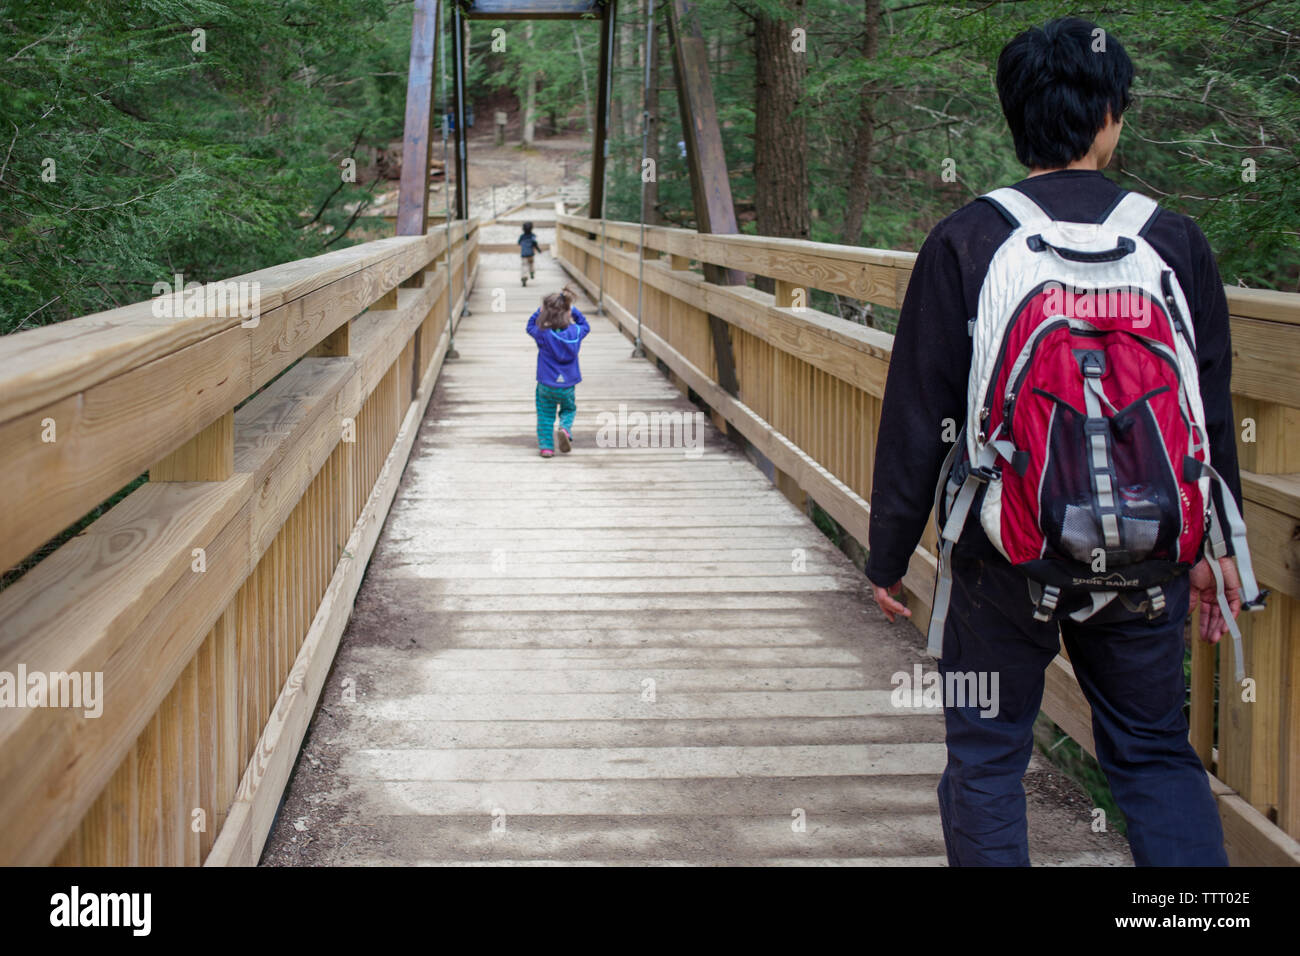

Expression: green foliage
xmin=587 ymin=0 xmax=1299 ymax=289
xmin=1 ymin=0 xmax=414 ymax=332
xmin=477 ymin=16 xmax=602 ymax=137
xmin=3 ymin=0 xmax=1296 ymax=335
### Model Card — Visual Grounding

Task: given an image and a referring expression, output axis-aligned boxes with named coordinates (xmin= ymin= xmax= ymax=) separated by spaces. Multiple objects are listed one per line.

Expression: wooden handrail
xmin=556 ymin=212 xmax=1300 ymax=866
xmin=0 ymin=219 xmax=479 ymax=865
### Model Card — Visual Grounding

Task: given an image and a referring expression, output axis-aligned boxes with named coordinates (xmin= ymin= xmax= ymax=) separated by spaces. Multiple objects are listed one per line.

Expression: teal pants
xmin=535 ymin=383 xmax=576 ymax=450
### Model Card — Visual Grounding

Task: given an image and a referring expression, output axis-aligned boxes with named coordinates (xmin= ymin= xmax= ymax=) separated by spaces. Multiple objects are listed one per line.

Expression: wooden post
xmin=150 ymin=412 xmax=234 ymax=482
xmin=396 ymin=0 xmax=440 ymax=237
xmin=665 ymin=0 xmax=740 ymax=398
xmin=309 ymin=322 xmax=351 ymax=358
xmin=774 ymin=280 xmax=804 ymax=310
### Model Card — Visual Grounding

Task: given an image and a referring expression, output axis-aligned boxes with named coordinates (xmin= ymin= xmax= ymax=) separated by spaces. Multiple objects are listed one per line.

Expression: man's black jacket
xmin=864 ymin=168 xmax=1241 ymax=589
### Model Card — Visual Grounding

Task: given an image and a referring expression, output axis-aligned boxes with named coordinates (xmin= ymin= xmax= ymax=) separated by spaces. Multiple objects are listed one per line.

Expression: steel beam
xmin=397 ymin=0 xmax=441 ymax=236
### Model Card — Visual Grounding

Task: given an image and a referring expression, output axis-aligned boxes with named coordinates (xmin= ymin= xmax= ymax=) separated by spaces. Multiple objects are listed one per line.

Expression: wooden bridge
xmin=2 ymin=0 xmax=1299 ymax=867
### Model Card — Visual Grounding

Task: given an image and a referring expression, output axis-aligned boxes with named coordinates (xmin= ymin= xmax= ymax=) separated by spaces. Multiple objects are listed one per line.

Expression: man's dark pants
xmin=936 ymin=554 xmax=1228 ymax=866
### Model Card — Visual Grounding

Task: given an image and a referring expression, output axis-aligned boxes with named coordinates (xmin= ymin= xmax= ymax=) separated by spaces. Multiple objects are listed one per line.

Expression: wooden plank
xmin=206 ymin=295 xmax=456 ymax=866
xmin=1243 ymin=470 xmax=1300 ymax=518
xmin=1242 ymin=499 xmax=1300 ymax=599
xmin=1 ymin=234 xmax=443 ymax=576
xmin=566 ymin=247 xmax=1095 ymax=766
xmin=1 ymin=326 xmax=250 ymax=575
xmin=238 ymin=364 xmax=354 ymax=569
xmin=563 ymin=257 xmax=935 ymax=608
xmin=0 ymin=484 xmax=252 ymax=865
xmin=1220 ymin=790 xmax=1300 ymax=865
xmin=214 ymin=606 xmax=239 ymax=844
xmin=562 ymin=231 xmax=892 ymax=395
xmin=158 ymin=686 xmax=182 ymax=865
xmin=105 ymin=749 xmax=134 ymax=865
xmin=136 ymin=714 xmax=162 ymax=865
xmin=1283 ymin=609 xmax=1300 ymax=837
xmin=0 ymin=235 xmax=438 ymax=423
xmin=246 ymin=235 xmax=438 ymax=390
xmin=1231 ymin=316 xmax=1300 ymax=408
xmin=182 ymin=655 xmax=202 ymax=866
xmin=1227 ymin=286 xmax=1300 ymax=326
xmin=197 ymin=625 xmax=219 ymax=861
xmin=559 ymin=212 xmax=917 ymax=302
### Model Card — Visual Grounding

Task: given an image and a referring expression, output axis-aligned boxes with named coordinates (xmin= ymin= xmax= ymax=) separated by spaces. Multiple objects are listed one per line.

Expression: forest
xmin=1 ymin=0 xmax=1297 ymax=333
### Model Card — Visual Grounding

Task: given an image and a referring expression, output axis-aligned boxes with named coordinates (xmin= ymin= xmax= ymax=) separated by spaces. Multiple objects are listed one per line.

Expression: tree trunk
xmin=573 ymin=22 xmax=593 ymax=134
xmin=609 ymin=18 xmax=623 ymax=147
xmin=644 ymin=8 xmax=662 ymax=224
xmin=754 ymin=0 xmax=810 ymax=291
xmin=838 ymin=0 xmax=881 ymax=247
xmin=522 ymin=22 xmax=537 ymax=146
xmin=620 ymin=15 xmax=637 ymax=140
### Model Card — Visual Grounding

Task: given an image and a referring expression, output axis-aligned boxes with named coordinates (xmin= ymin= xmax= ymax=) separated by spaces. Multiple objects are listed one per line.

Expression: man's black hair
xmin=996 ymin=18 xmax=1134 ymax=170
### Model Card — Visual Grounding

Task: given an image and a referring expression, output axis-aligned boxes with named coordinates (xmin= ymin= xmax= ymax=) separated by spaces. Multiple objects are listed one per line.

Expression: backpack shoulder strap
xmin=1100 ymin=190 xmax=1160 ymax=237
xmin=980 ymin=186 xmax=1053 ymax=231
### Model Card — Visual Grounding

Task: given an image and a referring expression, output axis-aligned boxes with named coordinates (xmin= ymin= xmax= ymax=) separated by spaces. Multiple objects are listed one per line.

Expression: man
xmin=866 ymin=17 xmax=1245 ymax=866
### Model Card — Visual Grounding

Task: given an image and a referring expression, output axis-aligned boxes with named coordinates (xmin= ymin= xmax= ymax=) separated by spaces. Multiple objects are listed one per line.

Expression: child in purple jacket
xmin=526 ymin=286 xmax=590 ymax=458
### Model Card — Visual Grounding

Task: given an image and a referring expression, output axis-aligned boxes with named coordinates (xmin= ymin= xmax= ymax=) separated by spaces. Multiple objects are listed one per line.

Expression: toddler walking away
xmin=518 ymin=221 xmax=545 ymax=286
xmin=526 ymin=286 xmax=589 ymax=458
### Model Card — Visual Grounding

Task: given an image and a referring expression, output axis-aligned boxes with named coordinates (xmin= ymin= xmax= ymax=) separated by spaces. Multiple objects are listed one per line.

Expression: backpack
xmin=927 ymin=186 xmax=1266 ymax=680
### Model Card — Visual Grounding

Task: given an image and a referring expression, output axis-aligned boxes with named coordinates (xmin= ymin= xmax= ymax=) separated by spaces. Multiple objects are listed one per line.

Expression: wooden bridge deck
xmin=263 ymin=252 xmax=1120 ymax=866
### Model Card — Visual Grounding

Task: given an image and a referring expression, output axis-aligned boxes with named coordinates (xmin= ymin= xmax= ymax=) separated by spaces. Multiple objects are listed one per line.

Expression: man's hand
xmin=1189 ymin=556 xmax=1242 ymax=643
xmin=871 ymin=580 xmax=911 ymax=623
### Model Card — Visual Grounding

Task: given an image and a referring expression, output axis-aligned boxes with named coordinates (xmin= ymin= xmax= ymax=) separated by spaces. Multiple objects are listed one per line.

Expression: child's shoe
xmin=540 ymin=449 xmax=554 ymax=458
xmin=521 ymin=278 xmax=527 ymax=287
xmin=556 ymin=427 xmax=572 ymax=453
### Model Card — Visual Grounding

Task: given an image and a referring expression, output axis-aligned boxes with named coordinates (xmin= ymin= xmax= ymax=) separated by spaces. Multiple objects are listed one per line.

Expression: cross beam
xmin=458 ymin=0 xmax=604 ymax=19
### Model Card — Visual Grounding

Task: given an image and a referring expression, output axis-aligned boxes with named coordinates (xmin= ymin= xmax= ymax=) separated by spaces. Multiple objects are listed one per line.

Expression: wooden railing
xmin=556 ymin=211 xmax=1300 ymax=866
xmin=0 ymin=218 xmax=479 ymax=865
